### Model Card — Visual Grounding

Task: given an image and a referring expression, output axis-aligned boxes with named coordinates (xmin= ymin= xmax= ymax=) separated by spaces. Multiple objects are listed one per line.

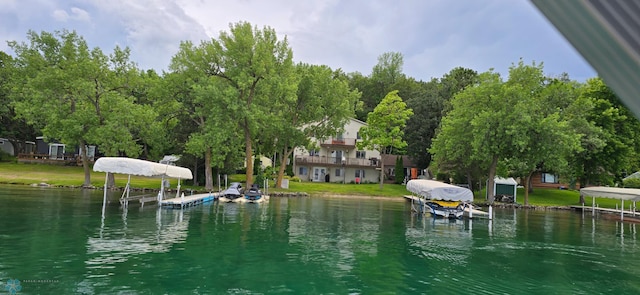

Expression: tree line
xmin=1 ymin=22 xmax=639 ymax=199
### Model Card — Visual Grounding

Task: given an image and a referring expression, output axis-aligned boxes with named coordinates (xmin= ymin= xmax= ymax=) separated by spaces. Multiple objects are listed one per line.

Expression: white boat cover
xmin=93 ymin=157 xmax=193 ymax=179
xmin=580 ymin=186 xmax=640 ymax=201
xmin=406 ymin=179 xmax=474 ymax=202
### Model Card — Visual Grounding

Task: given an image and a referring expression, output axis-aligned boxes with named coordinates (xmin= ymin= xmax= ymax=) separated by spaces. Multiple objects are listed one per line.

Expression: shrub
xmin=289 ymin=176 xmax=301 ymax=182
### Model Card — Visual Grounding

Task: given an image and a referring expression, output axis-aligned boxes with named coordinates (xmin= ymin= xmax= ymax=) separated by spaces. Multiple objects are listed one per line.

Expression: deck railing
xmin=295 ymin=155 xmax=379 ymax=167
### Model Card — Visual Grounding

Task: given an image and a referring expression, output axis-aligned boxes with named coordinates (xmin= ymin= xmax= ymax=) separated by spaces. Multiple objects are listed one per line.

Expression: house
xmin=0 ymin=138 xmax=36 ymax=156
xmin=382 ymin=155 xmax=421 ymax=183
xmin=18 ymin=136 xmax=97 ymax=165
xmin=530 ymin=171 xmax=577 ymax=189
xmin=293 ymin=118 xmax=381 ymax=183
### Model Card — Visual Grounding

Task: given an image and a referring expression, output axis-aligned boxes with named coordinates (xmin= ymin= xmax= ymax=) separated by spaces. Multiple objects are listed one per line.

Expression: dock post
xmin=488 ymin=205 xmax=493 ymax=220
xmin=468 ymin=203 xmax=473 ymax=219
xmin=592 ymin=197 xmax=596 ymax=218
xmin=102 ymin=172 xmax=109 ymax=219
xmin=621 ymin=199 xmax=624 ymax=221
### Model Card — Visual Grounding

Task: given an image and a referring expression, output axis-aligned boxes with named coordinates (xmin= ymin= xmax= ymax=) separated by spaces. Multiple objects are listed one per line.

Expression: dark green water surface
xmin=1 ymin=184 xmax=639 ymax=294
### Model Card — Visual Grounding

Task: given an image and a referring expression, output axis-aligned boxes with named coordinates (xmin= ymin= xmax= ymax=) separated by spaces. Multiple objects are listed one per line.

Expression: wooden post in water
xmin=621 ymin=199 xmax=624 ymax=221
xmin=488 ymin=205 xmax=493 ymax=220
xmin=102 ymin=172 xmax=109 ymax=219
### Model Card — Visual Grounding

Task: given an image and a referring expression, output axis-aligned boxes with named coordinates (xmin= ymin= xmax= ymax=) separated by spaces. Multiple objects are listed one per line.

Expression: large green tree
xmin=358 ymin=90 xmax=413 ymax=189
xmin=571 ymin=78 xmax=640 ymax=188
xmin=500 ymin=65 xmax=581 ymax=205
xmin=9 ymin=30 xmax=156 ymax=186
xmin=353 ymin=52 xmax=405 ymax=120
xmin=170 ymin=22 xmax=295 ymax=187
xmin=271 ymin=63 xmax=359 ymax=188
xmin=405 ymin=67 xmax=478 ymax=170
xmin=0 ymin=51 xmax=38 ymax=151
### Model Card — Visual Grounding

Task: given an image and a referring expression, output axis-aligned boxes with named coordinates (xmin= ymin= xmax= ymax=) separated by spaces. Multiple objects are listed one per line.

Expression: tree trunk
xmin=524 ymin=171 xmax=533 ymax=205
xmin=528 ymin=177 xmax=534 ymax=194
xmin=244 ymin=120 xmax=254 ymax=187
xmin=193 ymin=159 xmax=199 ymax=187
xmin=487 ymin=155 xmax=498 ymax=203
xmin=204 ymin=147 xmax=213 ymax=191
xmin=276 ymin=147 xmax=293 ymax=188
xmin=79 ymin=142 xmax=91 ymax=187
xmin=379 ymin=154 xmax=385 ymax=190
xmin=466 ymin=171 xmax=473 ymax=191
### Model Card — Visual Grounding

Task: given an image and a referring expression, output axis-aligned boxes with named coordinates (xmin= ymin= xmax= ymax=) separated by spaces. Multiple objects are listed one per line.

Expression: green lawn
xmin=0 ymin=162 xmax=628 ymax=208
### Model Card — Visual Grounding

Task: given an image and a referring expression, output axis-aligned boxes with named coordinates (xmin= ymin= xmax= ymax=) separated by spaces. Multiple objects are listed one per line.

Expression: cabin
xmin=17 ymin=136 xmax=97 ymax=165
xmin=0 ymin=138 xmax=36 ymax=156
xmin=530 ymin=171 xmax=577 ymax=189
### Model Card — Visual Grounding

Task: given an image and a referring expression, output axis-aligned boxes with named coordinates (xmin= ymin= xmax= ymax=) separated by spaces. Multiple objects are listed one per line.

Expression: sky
xmin=0 ymin=0 xmax=597 ymax=82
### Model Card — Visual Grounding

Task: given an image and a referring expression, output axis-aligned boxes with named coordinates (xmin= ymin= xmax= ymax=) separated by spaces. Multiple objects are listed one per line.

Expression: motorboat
xmin=406 ymin=179 xmax=474 ymax=219
xmin=243 ymin=183 xmax=268 ymax=203
xmin=220 ymin=182 xmax=244 ymax=202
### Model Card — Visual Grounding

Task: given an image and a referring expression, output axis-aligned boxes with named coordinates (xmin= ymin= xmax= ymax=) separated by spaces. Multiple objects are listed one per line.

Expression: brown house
xmin=382 ymin=155 xmax=421 ymax=183
xmin=530 ymin=172 xmax=578 ymax=189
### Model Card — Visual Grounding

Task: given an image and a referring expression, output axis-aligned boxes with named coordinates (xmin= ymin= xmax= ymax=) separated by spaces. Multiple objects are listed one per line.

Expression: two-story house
xmin=293 ymin=118 xmax=381 ymax=183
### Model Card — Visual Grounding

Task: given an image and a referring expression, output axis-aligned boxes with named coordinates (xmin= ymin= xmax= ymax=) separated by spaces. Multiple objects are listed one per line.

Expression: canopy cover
xmin=93 ymin=157 xmax=193 ymax=179
xmin=580 ymin=186 xmax=640 ymax=201
xmin=406 ymin=179 xmax=474 ymax=202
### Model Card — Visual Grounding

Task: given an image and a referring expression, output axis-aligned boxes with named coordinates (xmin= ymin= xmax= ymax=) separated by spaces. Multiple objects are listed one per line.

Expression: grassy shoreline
xmin=0 ymin=162 xmax=622 ymax=209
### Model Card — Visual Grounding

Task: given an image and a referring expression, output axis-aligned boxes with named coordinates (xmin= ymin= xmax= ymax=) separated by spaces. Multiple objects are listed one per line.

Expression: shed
xmin=494 ymin=177 xmax=518 ymax=203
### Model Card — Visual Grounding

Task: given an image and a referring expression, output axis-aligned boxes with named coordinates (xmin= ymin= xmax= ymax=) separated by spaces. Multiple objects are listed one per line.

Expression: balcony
xmin=319 ymin=138 xmax=357 ymax=148
xmin=295 ymin=155 xmax=380 ymax=168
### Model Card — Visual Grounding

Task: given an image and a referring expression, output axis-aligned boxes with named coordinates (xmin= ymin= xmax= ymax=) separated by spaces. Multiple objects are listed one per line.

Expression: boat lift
xmin=93 ymin=157 xmax=193 ymax=218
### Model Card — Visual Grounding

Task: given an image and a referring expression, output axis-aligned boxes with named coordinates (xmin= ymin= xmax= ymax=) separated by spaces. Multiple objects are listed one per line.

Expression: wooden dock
xmin=570 ymin=205 xmax=638 ymax=217
xmin=160 ymin=192 xmax=221 ymax=209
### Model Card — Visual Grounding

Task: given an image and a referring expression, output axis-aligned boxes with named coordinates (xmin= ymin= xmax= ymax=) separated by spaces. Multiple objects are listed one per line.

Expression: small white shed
xmin=494 ymin=177 xmax=518 ymax=202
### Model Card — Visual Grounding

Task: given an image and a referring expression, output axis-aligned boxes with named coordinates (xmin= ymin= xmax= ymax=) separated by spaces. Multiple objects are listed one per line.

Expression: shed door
xmin=496 ymin=184 xmax=514 ymax=196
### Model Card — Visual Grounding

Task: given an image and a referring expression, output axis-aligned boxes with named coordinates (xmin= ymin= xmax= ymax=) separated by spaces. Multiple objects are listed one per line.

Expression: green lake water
xmin=1 ymin=184 xmax=639 ymax=294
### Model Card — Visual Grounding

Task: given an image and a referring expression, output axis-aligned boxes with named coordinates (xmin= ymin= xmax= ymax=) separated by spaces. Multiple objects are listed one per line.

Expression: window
xmin=335 ymin=168 xmax=342 ymax=177
xmin=542 ymin=173 xmax=558 ymax=183
xmin=355 ymin=169 xmax=365 ymax=178
xmin=309 ymin=149 xmax=320 ymax=157
xmin=356 ymin=132 xmax=362 ymax=140
xmin=356 ymin=151 xmax=366 ymax=159
xmin=298 ymin=167 xmax=308 ymax=176
xmin=49 ymin=144 xmax=65 ymax=160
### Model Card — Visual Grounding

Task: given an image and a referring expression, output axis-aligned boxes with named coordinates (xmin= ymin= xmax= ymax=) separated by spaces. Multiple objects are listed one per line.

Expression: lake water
xmin=0 ymin=184 xmax=639 ymax=294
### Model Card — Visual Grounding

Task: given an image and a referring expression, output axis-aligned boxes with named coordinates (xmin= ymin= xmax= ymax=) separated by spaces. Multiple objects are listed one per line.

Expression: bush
xmin=289 ymin=176 xmax=301 ymax=182
xmin=623 ymin=178 xmax=640 ymax=188
xmin=0 ymin=150 xmax=15 ymax=163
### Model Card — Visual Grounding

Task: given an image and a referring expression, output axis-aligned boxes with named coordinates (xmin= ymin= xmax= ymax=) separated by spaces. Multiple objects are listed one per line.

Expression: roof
xmin=406 ymin=179 xmax=474 ymax=202
xmin=580 ymin=186 xmax=640 ymax=201
xmin=93 ymin=157 xmax=193 ymax=179
xmin=623 ymin=172 xmax=640 ymax=181
xmin=383 ymin=155 xmax=418 ymax=167
xmin=494 ymin=177 xmax=518 ymax=185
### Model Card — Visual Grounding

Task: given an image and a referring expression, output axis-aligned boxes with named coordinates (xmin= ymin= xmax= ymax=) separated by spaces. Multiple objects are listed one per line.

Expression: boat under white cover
xmin=406 ymin=179 xmax=474 ymax=202
xmin=93 ymin=157 xmax=193 ymax=179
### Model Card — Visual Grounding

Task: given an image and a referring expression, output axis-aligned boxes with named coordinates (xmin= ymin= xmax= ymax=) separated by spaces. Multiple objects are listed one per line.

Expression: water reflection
xmin=85 ymin=207 xmax=190 ymax=270
xmin=406 ymin=215 xmax=472 ymax=264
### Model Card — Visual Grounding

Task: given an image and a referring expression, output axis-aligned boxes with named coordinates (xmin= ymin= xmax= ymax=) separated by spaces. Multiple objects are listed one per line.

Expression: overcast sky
xmin=0 ymin=0 xmax=596 ymax=82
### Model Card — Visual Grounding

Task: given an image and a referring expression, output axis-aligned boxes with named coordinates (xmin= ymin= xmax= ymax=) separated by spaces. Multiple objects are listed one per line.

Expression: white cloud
xmin=70 ymin=7 xmax=91 ymax=22
xmin=52 ymin=9 xmax=69 ymax=22
xmin=0 ymin=0 xmax=596 ymax=80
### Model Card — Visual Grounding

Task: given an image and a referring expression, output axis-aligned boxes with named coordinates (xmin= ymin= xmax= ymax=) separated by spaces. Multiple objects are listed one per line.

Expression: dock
xmin=570 ymin=205 xmax=639 ymax=217
xmin=160 ymin=192 xmax=221 ymax=209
